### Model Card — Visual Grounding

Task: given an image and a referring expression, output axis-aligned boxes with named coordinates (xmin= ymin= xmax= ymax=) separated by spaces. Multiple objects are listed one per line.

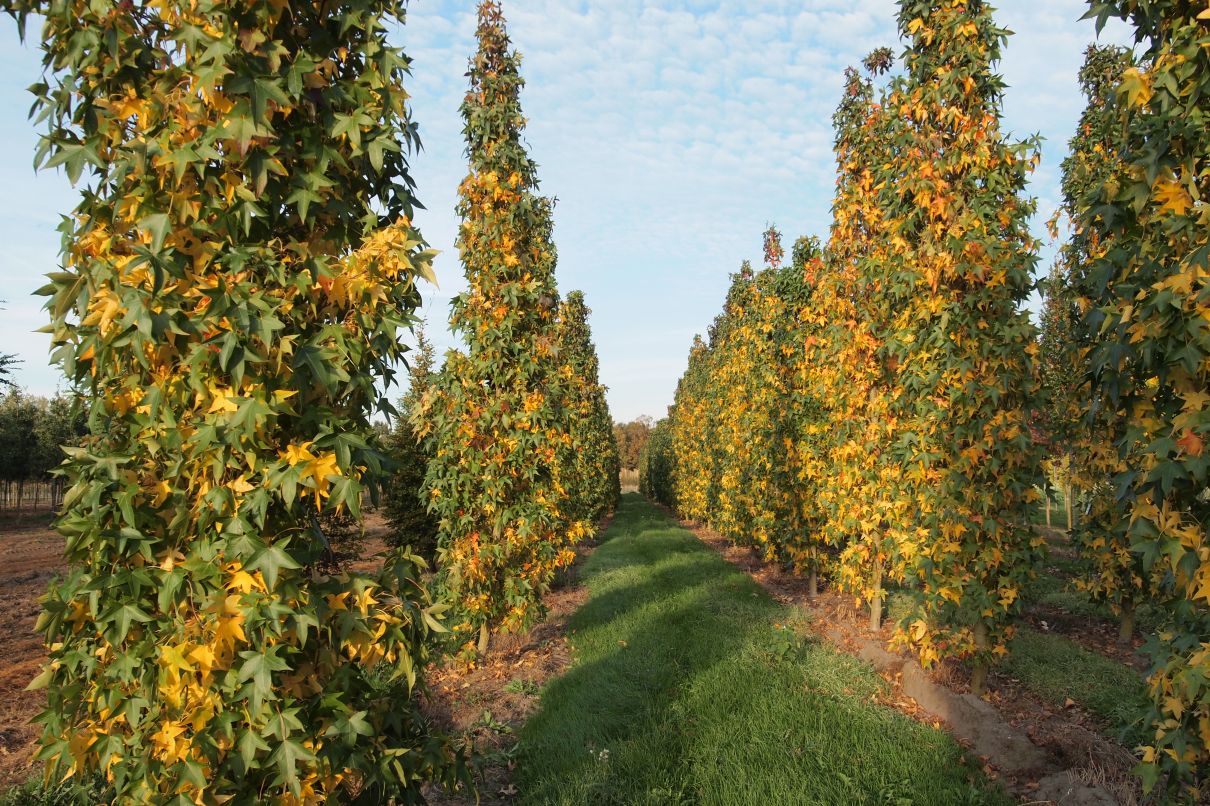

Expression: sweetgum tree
xmin=1058 ymin=45 xmax=1150 ymax=647
xmin=639 ymin=418 xmax=674 ymax=507
xmin=1037 ymin=258 xmax=1083 ymax=531
xmin=815 ymin=53 xmax=908 ymax=627
xmin=880 ymin=0 xmax=1043 ymax=693
xmin=780 ymin=234 xmax=831 ymax=596
xmin=708 ymin=261 xmax=759 ymax=546
xmin=383 ymin=327 xmax=440 ymax=561
xmin=556 ymin=291 xmax=620 ymax=524
xmin=1080 ymin=1 xmax=1210 ymax=791
xmin=4 ymin=0 xmax=466 ymax=801
xmin=670 ymin=335 xmax=713 ymax=521
xmin=420 ymin=0 xmax=587 ymax=657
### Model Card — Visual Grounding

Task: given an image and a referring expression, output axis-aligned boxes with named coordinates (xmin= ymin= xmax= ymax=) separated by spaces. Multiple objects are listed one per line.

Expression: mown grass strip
xmin=1001 ymin=628 xmax=1150 ymax=746
xmin=517 ymin=494 xmax=1012 ymax=805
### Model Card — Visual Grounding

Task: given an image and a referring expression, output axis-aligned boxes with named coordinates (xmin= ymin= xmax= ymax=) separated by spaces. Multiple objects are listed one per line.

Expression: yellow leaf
xmin=1120 ymin=67 xmax=1152 ymax=108
xmin=207 ymin=386 xmax=239 ymax=414
xmin=282 ymin=441 xmax=316 ymax=466
xmin=188 ymin=645 xmax=217 ymax=672
xmin=1154 ymin=177 xmax=1194 ymax=217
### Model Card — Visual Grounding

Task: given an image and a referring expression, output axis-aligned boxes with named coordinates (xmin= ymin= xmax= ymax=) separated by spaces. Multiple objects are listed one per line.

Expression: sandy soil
xmin=0 ymin=513 xmax=63 ymax=788
xmin=0 ymin=510 xmax=598 ymax=802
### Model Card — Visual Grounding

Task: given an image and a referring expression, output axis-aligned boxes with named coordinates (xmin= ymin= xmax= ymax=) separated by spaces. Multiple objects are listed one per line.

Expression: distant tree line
xmin=0 ymin=389 xmax=87 ymax=511
xmin=613 ymin=416 xmax=653 ymax=471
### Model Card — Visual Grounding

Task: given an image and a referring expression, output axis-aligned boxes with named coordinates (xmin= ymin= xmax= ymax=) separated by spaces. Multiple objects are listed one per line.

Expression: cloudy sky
xmin=0 ymin=1 xmax=1132 ymax=422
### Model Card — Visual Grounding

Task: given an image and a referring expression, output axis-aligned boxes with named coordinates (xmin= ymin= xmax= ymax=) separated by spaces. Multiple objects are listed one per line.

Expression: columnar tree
xmin=709 ymin=261 xmax=759 ymax=546
xmin=639 ymin=418 xmax=674 ymax=507
xmin=780 ymin=235 xmax=831 ymax=595
xmin=420 ymin=0 xmax=587 ymax=657
xmin=1079 ymin=1 xmax=1210 ymax=791
xmin=880 ymin=0 xmax=1043 ymax=692
xmin=10 ymin=0 xmax=464 ymax=800
xmin=670 ymin=335 xmax=713 ymax=521
xmin=1037 ymin=259 xmax=1083 ymax=530
xmin=383 ymin=327 xmax=440 ymax=561
xmin=816 ymin=52 xmax=908 ymax=627
xmin=747 ymin=227 xmax=811 ymax=568
xmin=557 ymin=290 xmax=620 ymax=523
xmin=1058 ymin=45 xmax=1148 ymax=645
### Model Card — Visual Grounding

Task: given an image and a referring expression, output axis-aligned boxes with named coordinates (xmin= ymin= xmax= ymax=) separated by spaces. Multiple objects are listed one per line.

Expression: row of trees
xmin=0 ymin=390 xmax=86 ymax=509
xmin=614 ymin=415 xmax=654 ymax=471
xmin=2 ymin=0 xmax=618 ymax=803
xmin=411 ymin=0 xmax=618 ymax=657
xmin=643 ymin=0 xmax=1209 ymax=794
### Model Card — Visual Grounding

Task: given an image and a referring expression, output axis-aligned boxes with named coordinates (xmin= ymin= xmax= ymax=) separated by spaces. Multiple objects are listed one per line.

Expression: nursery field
xmin=516 ymin=495 xmax=1010 ymax=805
xmin=0 ymin=497 xmax=1154 ymax=804
xmin=0 ymin=0 xmax=1205 ymax=801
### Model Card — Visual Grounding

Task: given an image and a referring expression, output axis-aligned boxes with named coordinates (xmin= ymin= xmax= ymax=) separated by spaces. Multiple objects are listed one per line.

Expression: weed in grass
xmin=504 ymin=678 xmax=541 ymax=697
xmin=516 ymin=494 xmax=1013 ymax=806
xmin=0 ymin=777 xmax=109 ymax=806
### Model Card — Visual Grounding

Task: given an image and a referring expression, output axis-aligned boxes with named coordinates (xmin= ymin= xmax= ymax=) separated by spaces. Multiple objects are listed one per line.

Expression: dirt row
xmin=0 ymin=512 xmax=595 ymax=802
xmin=0 ymin=514 xmax=63 ymax=788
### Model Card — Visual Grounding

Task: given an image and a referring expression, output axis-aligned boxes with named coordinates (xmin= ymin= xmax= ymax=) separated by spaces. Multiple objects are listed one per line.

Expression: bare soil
xmin=0 ymin=513 xmax=63 ymax=788
xmin=0 ymin=510 xmax=598 ymax=803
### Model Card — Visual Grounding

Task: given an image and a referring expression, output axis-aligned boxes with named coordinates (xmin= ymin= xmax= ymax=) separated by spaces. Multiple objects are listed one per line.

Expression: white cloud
xmin=0 ymin=1 xmax=1139 ymax=422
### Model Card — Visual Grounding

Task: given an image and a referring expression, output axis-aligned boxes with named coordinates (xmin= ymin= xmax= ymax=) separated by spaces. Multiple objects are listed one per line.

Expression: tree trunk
xmin=477 ymin=622 xmax=490 ymax=655
xmin=1064 ymin=483 xmax=1074 ymax=532
xmin=1045 ymin=493 xmax=1051 ymax=528
xmin=1118 ymin=600 xmax=1136 ymax=645
xmin=808 ymin=567 xmax=818 ymax=600
xmin=870 ymin=558 xmax=883 ymax=631
xmin=970 ymin=621 xmax=990 ymax=696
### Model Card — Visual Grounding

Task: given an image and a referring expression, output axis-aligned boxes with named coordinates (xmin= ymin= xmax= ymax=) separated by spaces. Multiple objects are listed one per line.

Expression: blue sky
xmin=0 ymin=1 xmax=1132 ymax=422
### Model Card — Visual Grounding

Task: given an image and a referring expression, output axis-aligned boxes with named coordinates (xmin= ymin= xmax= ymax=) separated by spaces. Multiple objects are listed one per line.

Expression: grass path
xmin=516 ymin=494 xmax=1012 ymax=805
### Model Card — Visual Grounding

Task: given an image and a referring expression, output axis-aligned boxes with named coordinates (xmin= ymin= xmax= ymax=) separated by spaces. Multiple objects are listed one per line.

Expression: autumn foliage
xmin=557 ymin=291 xmax=621 ymax=524
xmin=8 ymin=0 xmax=1210 ymax=798
xmin=652 ymin=0 xmax=1042 ymax=696
xmin=12 ymin=0 xmax=465 ymax=801
xmin=1077 ymin=1 xmax=1210 ymax=792
xmin=420 ymin=0 xmax=592 ymax=657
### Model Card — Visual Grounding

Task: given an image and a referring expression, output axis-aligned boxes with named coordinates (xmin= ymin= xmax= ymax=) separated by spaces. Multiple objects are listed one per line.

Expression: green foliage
xmin=638 ymin=418 xmax=673 ymax=506
xmin=419 ymin=0 xmax=588 ymax=655
xmin=557 ymin=290 xmax=620 ymax=524
xmin=6 ymin=0 xmax=466 ymax=800
xmin=1058 ymin=45 xmax=1147 ymax=636
xmin=1037 ymin=258 xmax=1083 ymax=450
xmin=382 ymin=328 xmax=439 ymax=562
xmin=0 ymin=390 xmax=86 ymax=485
xmin=1078 ymin=0 xmax=1210 ymax=791
xmin=0 ymin=777 xmax=109 ymax=806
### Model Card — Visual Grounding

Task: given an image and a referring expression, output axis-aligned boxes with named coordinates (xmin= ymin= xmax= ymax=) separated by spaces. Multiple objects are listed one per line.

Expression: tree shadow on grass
xmin=514 ymin=497 xmax=1010 ymax=806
